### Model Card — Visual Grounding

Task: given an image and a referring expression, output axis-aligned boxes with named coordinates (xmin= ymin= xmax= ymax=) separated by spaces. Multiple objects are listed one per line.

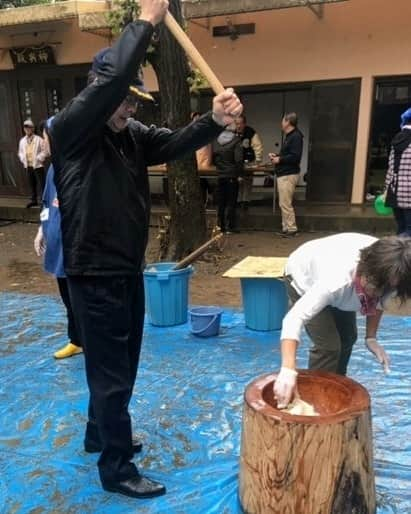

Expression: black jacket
xmin=50 ymin=21 xmax=222 ymax=276
xmin=275 ymin=128 xmax=303 ymax=177
xmin=212 ymin=133 xmax=243 ymax=179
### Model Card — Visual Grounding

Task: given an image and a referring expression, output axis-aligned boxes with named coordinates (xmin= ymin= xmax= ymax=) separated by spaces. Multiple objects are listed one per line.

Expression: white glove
xmin=365 ymin=337 xmax=390 ymax=374
xmin=34 ymin=226 xmax=46 ymax=257
xmin=273 ymin=367 xmax=298 ymax=409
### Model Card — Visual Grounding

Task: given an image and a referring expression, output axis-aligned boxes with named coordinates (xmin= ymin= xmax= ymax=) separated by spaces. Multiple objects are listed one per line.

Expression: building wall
xmin=178 ymin=0 xmax=411 ymax=203
xmin=185 ymin=0 xmax=411 ymax=85
xmin=0 ymin=19 xmax=110 ymax=71
xmin=1 ymin=0 xmax=410 ymax=202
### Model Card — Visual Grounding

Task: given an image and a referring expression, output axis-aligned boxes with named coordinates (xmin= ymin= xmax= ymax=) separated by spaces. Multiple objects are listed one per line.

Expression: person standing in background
xmin=213 ymin=124 xmax=244 ymax=233
xmin=235 ymin=115 xmax=263 ymax=210
xmin=18 ymin=119 xmax=47 ymax=208
xmin=384 ymin=107 xmax=411 ymax=236
xmin=269 ymin=112 xmax=303 ymax=237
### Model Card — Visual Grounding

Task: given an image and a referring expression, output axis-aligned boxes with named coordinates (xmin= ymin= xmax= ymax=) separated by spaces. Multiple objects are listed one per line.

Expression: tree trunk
xmin=149 ymin=0 xmax=207 ymax=260
xmin=239 ymin=371 xmax=376 ymax=514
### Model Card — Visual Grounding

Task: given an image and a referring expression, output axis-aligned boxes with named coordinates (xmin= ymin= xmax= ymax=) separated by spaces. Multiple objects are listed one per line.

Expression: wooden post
xmin=239 ymin=370 xmax=376 ymax=514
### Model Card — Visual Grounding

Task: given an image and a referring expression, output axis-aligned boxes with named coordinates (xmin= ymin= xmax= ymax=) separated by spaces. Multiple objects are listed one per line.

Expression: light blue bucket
xmin=189 ymin=306 xmax=223 ymax=337
xmin=241 ymin=277 xmax=287 ymax=331
xmin=144 ymin=262 xmax=193 ymax=326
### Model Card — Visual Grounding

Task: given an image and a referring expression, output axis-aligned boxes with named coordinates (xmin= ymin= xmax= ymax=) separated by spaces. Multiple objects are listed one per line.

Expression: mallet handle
xmin=164 ymin=11 xmax=225 ymax=95
xmin=172 ymin=233 xmax=223 ymax=270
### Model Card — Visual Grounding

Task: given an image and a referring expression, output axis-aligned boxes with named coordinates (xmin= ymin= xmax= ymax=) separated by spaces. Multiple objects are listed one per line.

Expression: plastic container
xmin=374 ymin=194 xmax=393 ymax=216
xmin=241 ymin=278 xmax=287 ymax=331
xmin=189 ymin=306 xmax=223 ymax=337
xmin=144 ymin=262 xmax=193 ymax=326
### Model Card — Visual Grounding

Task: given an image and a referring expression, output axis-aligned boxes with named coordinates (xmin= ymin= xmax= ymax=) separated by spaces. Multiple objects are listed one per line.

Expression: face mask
xmin=354 ymin=276 xmax=378 ymax=316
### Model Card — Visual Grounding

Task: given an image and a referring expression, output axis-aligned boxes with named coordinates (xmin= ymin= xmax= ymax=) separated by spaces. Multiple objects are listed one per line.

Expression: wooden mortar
xmin=239 ymin=370 xmax=376 ymax=514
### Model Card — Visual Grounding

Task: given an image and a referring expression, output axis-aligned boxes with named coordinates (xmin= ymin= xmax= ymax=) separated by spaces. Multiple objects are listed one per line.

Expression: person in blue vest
xmin=34 ymin=119 xmax=82 ymax=359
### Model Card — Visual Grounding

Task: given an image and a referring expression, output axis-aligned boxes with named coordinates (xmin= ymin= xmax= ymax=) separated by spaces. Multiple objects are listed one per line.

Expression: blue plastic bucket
xmin=189 ymin=306 xmax=223 ymax=337
xmin=241 ymin=278 xmax=287 ymax=331
xmin=144 ymin=262 xmax=193 ymax=326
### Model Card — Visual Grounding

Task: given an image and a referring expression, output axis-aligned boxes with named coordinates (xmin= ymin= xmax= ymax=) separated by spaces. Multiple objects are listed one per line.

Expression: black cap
xmin=91 ymin=47 xmax=154 ymax=102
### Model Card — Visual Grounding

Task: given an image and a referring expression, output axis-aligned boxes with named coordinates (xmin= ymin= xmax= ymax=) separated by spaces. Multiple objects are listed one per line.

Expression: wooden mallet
xmin=164 ymin=11 xmax=225 ymax=96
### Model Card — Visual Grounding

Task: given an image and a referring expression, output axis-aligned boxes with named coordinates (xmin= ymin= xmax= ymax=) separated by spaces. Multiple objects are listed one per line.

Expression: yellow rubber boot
xmin=54 ymin=342 xmax=83 ymax=359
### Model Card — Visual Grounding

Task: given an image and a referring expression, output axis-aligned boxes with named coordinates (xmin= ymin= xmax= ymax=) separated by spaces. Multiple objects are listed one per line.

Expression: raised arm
xmin=139 ymin=89 xmax=242 ymax=166
xmin=138 ymin=113 xmax=222 ymax=166
xmin=251 ymin=132 xmax=264 ymax=163
xmin=50 ymin=21 xmax=154 ymax=156
xmin=274 ymin=282 xmax=331 ymax=407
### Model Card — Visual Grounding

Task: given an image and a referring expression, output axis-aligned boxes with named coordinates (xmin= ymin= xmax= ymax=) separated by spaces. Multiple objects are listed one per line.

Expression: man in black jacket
xmin=212 ymin=125 xmax=243 ymax=233
xmin=49 ymin=0 xmax=243 ymax=500
xmin=269 ymin=112 xmax=303 ymax=237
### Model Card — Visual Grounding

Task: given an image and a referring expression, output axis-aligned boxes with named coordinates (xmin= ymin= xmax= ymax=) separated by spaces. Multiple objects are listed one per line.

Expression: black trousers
xmin=393 ymin=208 xmax=411 ymax=236
xmin=27 ymin=166 xmax=45 ymax=203
xmin=217 ymin=177 xmax=239 ymax=231
xmin=56 ymin=277 xmax=81 ymax=346
xmin=67 ymin=273 xmax=145 ymax=484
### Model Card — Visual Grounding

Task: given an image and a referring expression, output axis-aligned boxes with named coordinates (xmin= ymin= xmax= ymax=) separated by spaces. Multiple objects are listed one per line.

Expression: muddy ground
xmin=0 ymin=221 xmax=330 ymax=306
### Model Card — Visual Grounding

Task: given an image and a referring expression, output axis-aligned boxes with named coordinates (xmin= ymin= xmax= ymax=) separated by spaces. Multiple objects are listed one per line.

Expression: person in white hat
xmin=18 ymin=119 xmax=48 ymax=208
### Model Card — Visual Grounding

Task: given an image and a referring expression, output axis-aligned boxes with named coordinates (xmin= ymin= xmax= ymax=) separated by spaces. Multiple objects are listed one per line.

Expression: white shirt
xmin=281 ymin=233 xmax=378 ymax=341
xmin=18 ymin=134 xmax=47 ymax=169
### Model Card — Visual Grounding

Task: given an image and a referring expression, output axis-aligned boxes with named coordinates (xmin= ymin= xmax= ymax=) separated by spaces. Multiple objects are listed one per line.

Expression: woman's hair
xmin=357 ymin=236 xmax=411 ymax=302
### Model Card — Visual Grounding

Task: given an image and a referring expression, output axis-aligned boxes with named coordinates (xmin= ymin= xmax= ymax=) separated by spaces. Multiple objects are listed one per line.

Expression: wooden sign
xmin=10 ymin=45 xmax=55 ymax=67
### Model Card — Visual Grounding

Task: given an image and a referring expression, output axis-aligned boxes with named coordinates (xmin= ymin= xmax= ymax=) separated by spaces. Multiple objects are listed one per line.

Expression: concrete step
xmin=0 ymin=198 xmax=396 ymax=234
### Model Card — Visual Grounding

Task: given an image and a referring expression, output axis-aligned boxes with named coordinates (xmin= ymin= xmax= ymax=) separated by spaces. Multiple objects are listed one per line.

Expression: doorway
xmin=0 ymin=64 xmax=89 ymax=197
xmin=306 ymin=80 xmax=361 ymax=202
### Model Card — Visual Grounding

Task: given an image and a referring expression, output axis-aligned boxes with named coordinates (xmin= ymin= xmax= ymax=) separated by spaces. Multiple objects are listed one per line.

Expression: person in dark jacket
xmin=384 ymin=107 xmax=411 ymax=236
xmin=48 ymin=0 xmax=243 ymax=500
xmin=269 ymin=112 xmax=303 ymax=237
xmin=212 ymin=124 xmax=243 ymax=233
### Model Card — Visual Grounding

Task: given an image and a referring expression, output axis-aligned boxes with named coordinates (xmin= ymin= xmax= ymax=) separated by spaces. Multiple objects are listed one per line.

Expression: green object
xmin=374 ymin=194 xmax=393 ymax=216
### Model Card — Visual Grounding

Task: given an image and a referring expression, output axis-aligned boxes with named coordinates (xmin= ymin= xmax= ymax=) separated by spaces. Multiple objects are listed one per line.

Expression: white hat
xmin=23 ymin=119 xmax=34 ymax=128
xmin=381 ymin=292 xmax=411 ymax=316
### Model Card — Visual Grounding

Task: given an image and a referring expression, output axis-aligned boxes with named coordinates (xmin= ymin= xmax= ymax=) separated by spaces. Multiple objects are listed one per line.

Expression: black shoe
xmin=275 ymin=230 xmax=288 ymax=236
xmin=26 ymin=201 xmax=38 ymax=208
xmin=102 ymin=475 xmax=166 ymax=499
xmin=85 ymin=436 xmax=143 ymax=454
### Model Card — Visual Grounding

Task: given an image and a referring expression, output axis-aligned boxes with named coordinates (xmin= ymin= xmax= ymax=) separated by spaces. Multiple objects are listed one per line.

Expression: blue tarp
xmin=0 ymin=292 xmax=410 ymax=513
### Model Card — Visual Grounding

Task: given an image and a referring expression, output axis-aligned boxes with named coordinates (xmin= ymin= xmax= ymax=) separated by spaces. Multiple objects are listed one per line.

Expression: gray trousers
xmin=285 ymin=277 xmax=357 ymax=375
